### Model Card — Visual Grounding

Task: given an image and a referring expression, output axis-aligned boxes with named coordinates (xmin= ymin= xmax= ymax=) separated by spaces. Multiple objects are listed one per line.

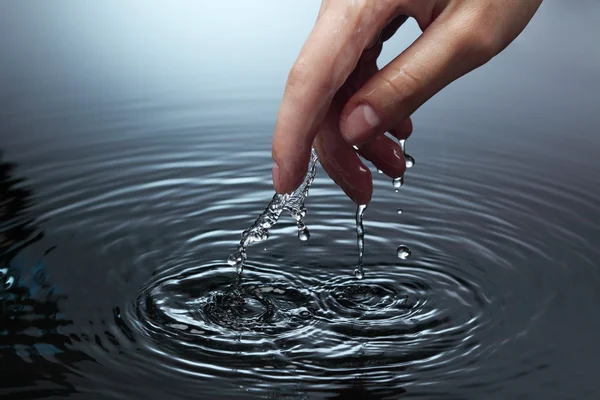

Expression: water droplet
xmin=298 ymin=227 xmax=310 ymax=241
xmin=393 ymin=176 xmax=404 ymax=189
xmin=227 ymin=254 xmax=238 ymax=266
xmin=290 ymin=209 xmax=302 ymax=222
xmin=352 ymin=145 xmax=359 ymax=151
xmin=397 ymin=245 xmax=411 ymax=259
xmin=377 ymin=169 xmax=383 ymax=174
xmin=396 ymin=209 xmax=403 ymax=215
xmin=354 ymin=267 xmax=364 ymax=280
xmin=405 ymin=154 xmax=415 ymax=168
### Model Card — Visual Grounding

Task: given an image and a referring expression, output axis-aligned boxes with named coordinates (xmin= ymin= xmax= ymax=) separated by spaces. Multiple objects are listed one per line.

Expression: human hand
xmin=271 ymin=0 xmax=543 ymax=204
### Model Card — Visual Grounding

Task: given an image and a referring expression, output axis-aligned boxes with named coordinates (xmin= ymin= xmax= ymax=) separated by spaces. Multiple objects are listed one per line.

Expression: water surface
xmin=1 ymin=1 xmax=600 ymax=399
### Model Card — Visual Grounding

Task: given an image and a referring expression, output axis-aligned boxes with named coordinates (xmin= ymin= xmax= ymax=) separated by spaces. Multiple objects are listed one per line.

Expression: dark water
xmin=2 ymin=1 xmax=600 ymax=399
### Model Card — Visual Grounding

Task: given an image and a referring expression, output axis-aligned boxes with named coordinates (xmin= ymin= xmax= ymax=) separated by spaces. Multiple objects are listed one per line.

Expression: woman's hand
xmin=271 ymin=0 xmax=543 ymax=204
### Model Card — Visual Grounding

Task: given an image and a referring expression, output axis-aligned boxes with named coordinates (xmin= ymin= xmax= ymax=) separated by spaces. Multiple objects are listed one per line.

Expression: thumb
xmin=339 ymin=10 xmax=501 ymax=145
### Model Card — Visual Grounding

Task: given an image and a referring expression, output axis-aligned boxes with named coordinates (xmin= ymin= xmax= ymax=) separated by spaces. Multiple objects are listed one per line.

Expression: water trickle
xmin=399 ymin=138 xmax=415 ymax=169
xmin=398 ymin=139 xmax=406 ymax=153
xmin=397 ymin=245 xmax=411 ymax=259
xmin=228 ymin=149 xmax=319 ymax=275
xmin=354 ymin=204 xmax=367 ymax=279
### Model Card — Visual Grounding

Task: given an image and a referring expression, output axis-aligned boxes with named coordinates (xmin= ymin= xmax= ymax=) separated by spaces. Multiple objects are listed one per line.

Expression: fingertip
xmin=390 ymin=118 xmax=413 ymax=140
xmin=313 ymin=131 xmax=373 ymax=206
xmin=272 ymin=161 xmax=282 ymax=193
xmin=272 ymin=160 xmax=307 ymax=195
xmin=348 ymin=180 xmax=373 ymax=206
xmin=358 ymin=136 xmax=407 ymax=178
xmin=340 ymin=164 xmax=373 ymax=206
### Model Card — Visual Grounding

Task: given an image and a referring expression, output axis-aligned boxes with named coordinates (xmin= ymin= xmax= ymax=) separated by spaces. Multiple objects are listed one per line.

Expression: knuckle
xmin=383 ymin=65 xmax=423 ymax=102
xmin=286 ymin=60 xmax=333 ymax=97
xmin=452 ymin=8 xmax=502 ymax=63
xmin=465 ymin=29 xmax=500 ymax=61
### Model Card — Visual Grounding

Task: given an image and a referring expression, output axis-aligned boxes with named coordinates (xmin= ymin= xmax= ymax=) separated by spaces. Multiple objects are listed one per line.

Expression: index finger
xmin=271 ymin=2 xmax=393 ymax=194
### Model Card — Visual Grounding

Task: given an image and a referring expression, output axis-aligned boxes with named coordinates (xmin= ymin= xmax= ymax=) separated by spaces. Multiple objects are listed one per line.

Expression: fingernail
xmin=343 ymin=104 xmax=380 ymax=144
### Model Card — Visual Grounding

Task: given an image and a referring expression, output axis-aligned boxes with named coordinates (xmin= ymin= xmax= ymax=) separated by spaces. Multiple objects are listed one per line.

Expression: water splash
xmin=353 ymin=204 xmax=367 ymax=280
xmin=228 ymin=149 xmax=319 ymax=275
xmin=229 ymin=140 xmax=411 ymax=280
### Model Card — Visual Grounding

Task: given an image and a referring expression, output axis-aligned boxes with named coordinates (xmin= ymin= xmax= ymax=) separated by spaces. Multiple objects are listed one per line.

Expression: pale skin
xmin=271 ymin=0 xmax=543 ymax=204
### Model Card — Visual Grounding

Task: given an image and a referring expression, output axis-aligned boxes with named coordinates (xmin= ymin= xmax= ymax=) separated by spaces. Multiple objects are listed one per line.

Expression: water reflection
xmin=0 ymin=154 xmax=41 ymax=267
xmin=0 ymin=153 xmax=92 ymax=397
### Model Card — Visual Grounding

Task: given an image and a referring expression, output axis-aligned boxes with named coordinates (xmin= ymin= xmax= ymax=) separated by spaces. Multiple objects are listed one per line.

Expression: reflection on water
xmin=0 ymin=154 xmax=93 ymax=397
xmin=1 ymin=1 xmax=600 ymax=399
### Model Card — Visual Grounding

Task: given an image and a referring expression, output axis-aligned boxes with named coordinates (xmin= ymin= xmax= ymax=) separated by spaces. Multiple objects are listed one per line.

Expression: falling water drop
xmin=227 ymin=254 xmax=237 ymax=266
xmin=377 ymin=169 xmax=383 ymax=174
xmin=398 ymin=138 xmax=415 ymax=168
xmin=396 ymin=209 xmax=403 ymax=215
xmin=354 ymin=267 xmax=365 ymax=280
xmin=393 ymin=176 xmax=404 ymax=190
xmin=354 ymin=204 xmax=367 ymax=279
xmin=397 ymin=245 xmax=411 ymax=259
xmin=298 ymin=226 xmax=310 ymax=241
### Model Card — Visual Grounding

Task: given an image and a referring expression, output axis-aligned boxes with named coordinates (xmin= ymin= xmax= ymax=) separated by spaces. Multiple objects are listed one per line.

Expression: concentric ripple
xmin=3 ymin=98 xmax=600 ymax=399
xmin=128 ymin=244 xmax=501 ymax=395
xmin=138 ymin=262 xmax=318 ymax=339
